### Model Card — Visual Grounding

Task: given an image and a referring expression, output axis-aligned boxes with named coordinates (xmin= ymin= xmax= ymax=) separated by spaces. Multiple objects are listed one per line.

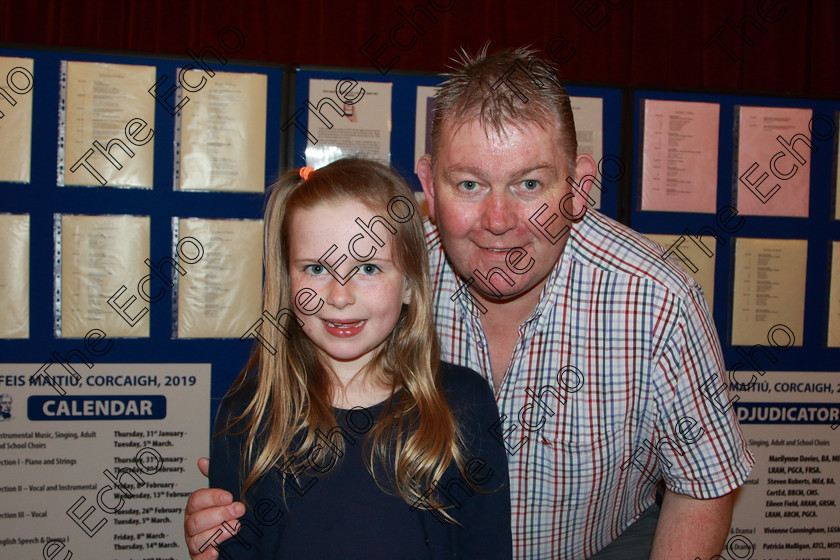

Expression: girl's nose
xmin=325 ymin=275 xmax=355 ymax=309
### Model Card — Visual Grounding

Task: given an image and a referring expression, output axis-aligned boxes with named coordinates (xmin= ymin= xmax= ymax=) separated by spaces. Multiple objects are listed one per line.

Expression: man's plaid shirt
xmin=426 ymin=209 xmax=754 ymax=559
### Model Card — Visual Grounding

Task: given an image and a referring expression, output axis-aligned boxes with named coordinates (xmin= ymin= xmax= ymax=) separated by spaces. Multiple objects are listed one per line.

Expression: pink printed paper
xmin=736 ymin=106 xmax=812 ymax=217
xmin=641 ymin=100 xmax=720 ymax=213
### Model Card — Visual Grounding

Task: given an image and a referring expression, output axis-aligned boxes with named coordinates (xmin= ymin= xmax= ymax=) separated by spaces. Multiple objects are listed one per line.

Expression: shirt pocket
xmin=534 ymin=381 xmax=630 ymax=447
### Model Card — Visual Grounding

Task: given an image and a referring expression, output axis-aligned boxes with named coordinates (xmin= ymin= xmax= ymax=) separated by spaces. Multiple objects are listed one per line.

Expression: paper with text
xmin=641 ymin=99 xmax=719 ymax=213
xmin=731 ymin=237 xmax=806 ymax=346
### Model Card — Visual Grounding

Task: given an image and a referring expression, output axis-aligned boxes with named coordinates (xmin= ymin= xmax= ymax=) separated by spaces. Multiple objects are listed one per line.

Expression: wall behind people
xmin=1 ymin=0 xmax=837 ymax=97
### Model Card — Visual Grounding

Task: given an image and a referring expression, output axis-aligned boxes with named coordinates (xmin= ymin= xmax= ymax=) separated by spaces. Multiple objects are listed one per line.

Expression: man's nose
xmin=480 ymin=189 xmax=517 ymax=234
xmin=325 ymin=275 xmax=356 ymax=309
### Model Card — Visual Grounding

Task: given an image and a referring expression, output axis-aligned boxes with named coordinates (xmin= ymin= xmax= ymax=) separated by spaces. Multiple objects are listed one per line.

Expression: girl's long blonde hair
xmin=224 ymin=157 xmax=465 ymax=521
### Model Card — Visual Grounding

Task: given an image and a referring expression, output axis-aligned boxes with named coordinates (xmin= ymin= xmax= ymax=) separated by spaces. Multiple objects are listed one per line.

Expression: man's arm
xmin=649 ymin=488 xmax=735 ymax=560
xmin=184 ymin=457 xmax=245 ymax=560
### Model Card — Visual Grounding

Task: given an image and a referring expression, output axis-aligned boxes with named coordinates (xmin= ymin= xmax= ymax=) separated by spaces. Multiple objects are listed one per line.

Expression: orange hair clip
xmin=299 ymin=166 xmax=314 ymax=181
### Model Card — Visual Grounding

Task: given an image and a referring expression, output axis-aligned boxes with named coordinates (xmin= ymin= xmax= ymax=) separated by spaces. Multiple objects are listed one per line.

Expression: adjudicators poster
xmin=736 ymin=106 xmax=811 ymax=217
xmin=59 ymin=61 xmax=156 ymax=189
xmin=0 ymin=56 xmax=33 ymax=183
xmin=640 ymin=99 xmax=719 ymax=213
xmin=176 ymin=71 xmax=267 ymax=192
xmin=0 ymin=363 xmax=209 ymax=560
xmin=305 ymin=78 xmax=392 ymax=169
xmin=728 ymin=371 xmax=839 ymax=557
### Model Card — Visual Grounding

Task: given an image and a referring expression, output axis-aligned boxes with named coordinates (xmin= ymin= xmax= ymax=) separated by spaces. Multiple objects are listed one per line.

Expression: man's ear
xmin=416 ymin=155 xmax=437 ymax=221
xmin=571 ymin=153 xmax=598 ymax=217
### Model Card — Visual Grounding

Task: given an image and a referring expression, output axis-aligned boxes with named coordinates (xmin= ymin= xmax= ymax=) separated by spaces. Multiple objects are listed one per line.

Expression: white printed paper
xmin=305 ymin=78 xmax=391 ymax=169
xmin=0 ymin=214 xmax=29 ymax=338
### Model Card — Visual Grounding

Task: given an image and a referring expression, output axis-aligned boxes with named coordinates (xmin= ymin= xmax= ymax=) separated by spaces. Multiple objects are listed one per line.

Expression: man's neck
xmin=471 ymin=261 xmax=554 ymax=327
xmin=477 ymin=289 xmax=541 ymax=328
xmin=475 ymin=292 xmax=541 ymax=390
xmin=469 ymin=266 xmax=556 ymax=388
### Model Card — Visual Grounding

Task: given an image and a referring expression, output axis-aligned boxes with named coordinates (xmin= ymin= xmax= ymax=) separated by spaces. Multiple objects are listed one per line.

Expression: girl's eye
xmin=358 ymin=264 xmax=380 ymax=275
xmin=304 ymin=264 xmax=326 ymax=275
xmin=520 ymin=179 xmax=540 ymax=190
xmin=459 ymin=180 xmax=478 ymax=191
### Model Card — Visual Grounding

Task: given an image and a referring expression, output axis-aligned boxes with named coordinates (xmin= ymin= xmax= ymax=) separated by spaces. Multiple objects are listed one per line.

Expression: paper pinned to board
xmin=731 ymin=237 xmax=806 ymax=347
xmin=0 ymin=57 xmax=34 ymax=183
xmin=58 ymin=214 xmax=150 ymax=338
xmin=60 ymin=61 xmax=156 ymax=188
xmin=176 ymin=71 xmax=267 ymax=192
xmin=735 ymin=106 xmax=811 ymax=217
xmin=0 ymin=214 xmax=30 ymax=338
xmin=176 ymin=218 xmax=263 ymax=338
xmin=640 ymin=99 xmax=719 ymax=213
xmin=305 ymin=78 xmax=392 ymax=169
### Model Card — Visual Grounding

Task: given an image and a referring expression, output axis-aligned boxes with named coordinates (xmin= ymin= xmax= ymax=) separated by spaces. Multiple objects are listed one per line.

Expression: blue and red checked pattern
xmin=425 ymin=209 xmax=754 ymax=560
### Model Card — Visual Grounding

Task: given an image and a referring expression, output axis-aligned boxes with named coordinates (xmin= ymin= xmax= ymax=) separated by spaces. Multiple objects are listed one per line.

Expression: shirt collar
xmin=530 ymin=211 xmax=600 ymax=331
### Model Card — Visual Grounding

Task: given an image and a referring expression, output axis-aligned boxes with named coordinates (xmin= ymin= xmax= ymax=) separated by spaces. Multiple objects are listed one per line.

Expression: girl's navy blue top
xmin=209 ymin=362 xmax=513 ymax=559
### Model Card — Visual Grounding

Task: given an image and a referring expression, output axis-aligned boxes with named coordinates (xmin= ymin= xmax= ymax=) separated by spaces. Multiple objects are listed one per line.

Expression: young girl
xmin=209 ymin=158 xmax=511 ymax=559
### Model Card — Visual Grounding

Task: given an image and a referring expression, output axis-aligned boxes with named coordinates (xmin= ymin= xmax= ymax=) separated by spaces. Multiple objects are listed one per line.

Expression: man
xmin=184 ymin=47 xmax=753 ymax=559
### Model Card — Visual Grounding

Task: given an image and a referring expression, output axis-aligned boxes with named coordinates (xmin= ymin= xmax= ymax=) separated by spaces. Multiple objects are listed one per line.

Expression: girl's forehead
xmin=288 ymin=198 xmax=398 ymax=257
xmin=295 ymin=197 xmax=378 ymax=218
xmin=291 ymin=199 xmax=378 ymax=231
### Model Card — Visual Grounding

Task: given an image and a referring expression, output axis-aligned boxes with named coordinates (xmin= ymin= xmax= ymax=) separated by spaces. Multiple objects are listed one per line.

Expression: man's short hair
xmin=430 ymin=45 xmax=578 ymax=171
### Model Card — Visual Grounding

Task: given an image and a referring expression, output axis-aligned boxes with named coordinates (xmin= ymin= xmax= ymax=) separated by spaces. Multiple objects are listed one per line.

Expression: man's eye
xmin=459 ymin=180 xmax=478 ymax=191
xmin=304 ymin=264 xmax=326 ymax=275
xmin=521 ymin=179 xmax=540 ymax=190
xmin=358 ymin=264 xmax=380 ymax=275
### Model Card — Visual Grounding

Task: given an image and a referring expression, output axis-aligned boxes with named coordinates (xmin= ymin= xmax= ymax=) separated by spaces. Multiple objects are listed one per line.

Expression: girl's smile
xmin=321 ymin=318 xmax=367 ymax=337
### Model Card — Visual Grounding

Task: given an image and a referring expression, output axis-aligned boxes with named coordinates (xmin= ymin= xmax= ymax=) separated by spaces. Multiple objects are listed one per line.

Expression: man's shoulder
xmin=572 ymin=210 xmax=699 ymax=298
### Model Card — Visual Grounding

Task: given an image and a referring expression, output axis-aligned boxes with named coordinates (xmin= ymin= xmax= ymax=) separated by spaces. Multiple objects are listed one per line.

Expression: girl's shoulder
xmin=437 ymin=361 xmax=495 ymax=407
xmin=214 ymin=375 xmax=259 ymax=431
xmin=222 ymin=375 xmax=258 ymax=405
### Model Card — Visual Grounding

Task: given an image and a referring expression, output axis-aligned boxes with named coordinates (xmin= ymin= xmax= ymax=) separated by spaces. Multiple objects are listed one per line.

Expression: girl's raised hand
xmin=183 ymin=457 xmax=245 ymax=560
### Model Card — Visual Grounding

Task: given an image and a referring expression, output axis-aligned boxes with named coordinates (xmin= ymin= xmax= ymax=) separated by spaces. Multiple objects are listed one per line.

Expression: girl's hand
xmin=184 ymin=457 xmax=246 ymax=560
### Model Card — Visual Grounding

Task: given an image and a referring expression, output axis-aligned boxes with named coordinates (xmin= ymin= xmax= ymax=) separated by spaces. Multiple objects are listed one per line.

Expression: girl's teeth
xmin=326 ymin=320 xmax=364 ymax=328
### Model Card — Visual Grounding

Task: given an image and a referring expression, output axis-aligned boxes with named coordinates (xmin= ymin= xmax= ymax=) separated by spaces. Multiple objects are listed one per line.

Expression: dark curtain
xmin=1 ymin=0 xmax=837 ymax=96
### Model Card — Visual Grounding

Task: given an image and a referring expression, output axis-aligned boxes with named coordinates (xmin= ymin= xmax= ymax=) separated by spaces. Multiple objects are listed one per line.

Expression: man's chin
xmin=469 ymin=279 xmax=545 ymax=304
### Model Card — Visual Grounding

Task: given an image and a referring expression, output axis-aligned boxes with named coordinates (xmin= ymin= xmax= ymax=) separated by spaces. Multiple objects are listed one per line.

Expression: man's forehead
xmin=435 ymin=115 xmax=565 ymax=153
xmin=447 ymin=114 xmax=552 ymax=138
xmin=433 ymin=116 xmax=567 ymax=173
